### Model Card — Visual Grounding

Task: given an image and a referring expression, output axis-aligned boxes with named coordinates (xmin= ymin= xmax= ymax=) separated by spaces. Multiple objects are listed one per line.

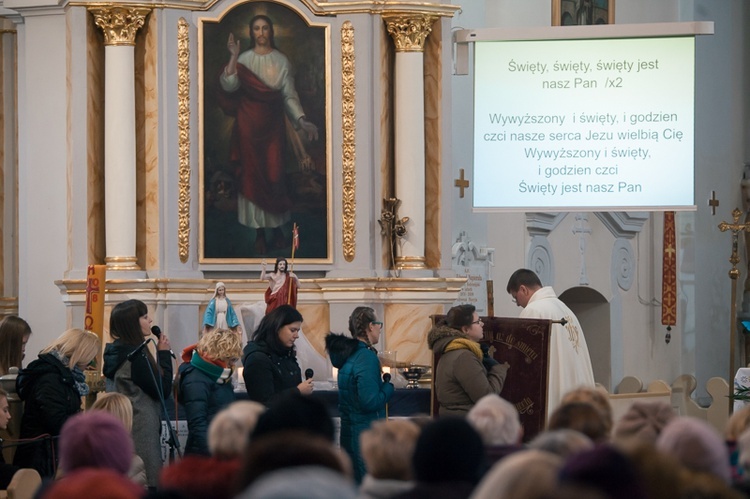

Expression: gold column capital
xmin=89 ymin=6 xmax=151 ymax=46
xmin=382 ymin=13 xmax=438 ymax=53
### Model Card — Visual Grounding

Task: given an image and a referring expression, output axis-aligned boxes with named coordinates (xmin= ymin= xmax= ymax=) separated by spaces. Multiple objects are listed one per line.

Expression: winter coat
xmin=103 ymin=340 xmax=174 ymax=488
xmin=242 ymin=341 xmax=301 ymax=406
xmin=13 ymin=353 xmax=82 ymax=477
xmin=427 ymin=325 xmax=508 ymax=417
xmin=326 ymin=334 xmax=394 ymax=483
xmin=177 ymin=350 xmax=235 ymax=456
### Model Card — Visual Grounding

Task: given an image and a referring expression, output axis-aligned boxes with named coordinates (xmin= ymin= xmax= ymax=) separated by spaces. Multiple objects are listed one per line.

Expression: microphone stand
xmin=133 ymin=345 xmax=183 ymax=462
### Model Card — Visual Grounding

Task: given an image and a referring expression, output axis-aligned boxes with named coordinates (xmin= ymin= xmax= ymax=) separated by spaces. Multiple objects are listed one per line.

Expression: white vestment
xmin=520 ymin=286 xmax=595 ymax=418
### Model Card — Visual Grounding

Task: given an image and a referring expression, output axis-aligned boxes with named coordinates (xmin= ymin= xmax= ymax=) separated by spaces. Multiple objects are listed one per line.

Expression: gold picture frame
xmin=552 ymin=0 xmax=615 ymax=26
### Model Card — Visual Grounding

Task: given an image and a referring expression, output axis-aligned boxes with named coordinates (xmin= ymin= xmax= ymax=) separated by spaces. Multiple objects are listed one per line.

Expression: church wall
xmin=447 ymin=0 xmax=750 ymax=399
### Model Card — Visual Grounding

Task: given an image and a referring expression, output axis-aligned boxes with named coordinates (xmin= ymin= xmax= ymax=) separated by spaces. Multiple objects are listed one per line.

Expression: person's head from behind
xmin=251 ymin=391 xmax=334 ymax=442
xmin=445 ymin=304 xmax=484 ymax=341
xmin=41 ymin=328 xmax=100 ymax=371
xmin=467 ymin=394 xmax=523 ymax=446
xmin=360 ymin=419 xmax=421 ymax=481
xmin=547 ymin=401 xmax=609 ymax=444
xmin=348 ymin=306 xmax=382 ymax=347
xmin=0 ymin=388 xmax=10 ymax=431
xmin=725 ymin=404 xmax=750 ymax=442
xmin=656 ymin=416 xmax=731 ymax=483
xmin=251 ymin=305 xmax=303 ymax=353
xmin=198 ymin=328 xmax=243 ymax=364
xmin=528 ymin=429 xmax=594 ymax=458
xmin=42 ymin=469 xmax=144 ymax=499
xmin=248 ymin=14 xmax=276 ymax=50
xmin=561 ymin=386 xmax=613 ymax=438
xmin=236 ymin=430 xmax=348 ymax=493
xmin=59 ymin=410 xmax=134 ymax=475
xmin=471 ymin=449 xmax=563 ymax=499
xmin=208 ymin=400 xmax=266 ymax=459
xmin=506 ymin=269 xmax=542 ymax=308
xmin=109 ymin=299 xmax=150 ymax=345
xmin=412 ymin=417 xmax=484 ymax=485
xmin=0 ymin=315 xmax=32 ymax=374
xmin=91 ymin=392 xmax=133 ymax=432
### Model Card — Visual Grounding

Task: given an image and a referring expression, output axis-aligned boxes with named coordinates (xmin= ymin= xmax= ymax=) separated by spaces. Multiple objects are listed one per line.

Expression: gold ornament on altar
xmin=379 ymin=198 xmax=409 ymax=272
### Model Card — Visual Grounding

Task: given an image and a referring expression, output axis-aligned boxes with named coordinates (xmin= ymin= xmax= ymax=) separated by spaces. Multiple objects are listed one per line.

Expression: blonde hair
xmin=560 ymin=385 xmax=613 ymax=436
xmin=360 ymin=419 xmax=421 ymax=480
xmin=726 ymin=405 xmax=750 ymax=441
xmin=91 ymin=393 xmax=134 ymax=432
xmin=208 ymin=401 xmax=266 ymax=459
xmin=198 ymin=328 xmax=242 ymax=362
xmin=41 ymin=328 xmax=100 ymax=369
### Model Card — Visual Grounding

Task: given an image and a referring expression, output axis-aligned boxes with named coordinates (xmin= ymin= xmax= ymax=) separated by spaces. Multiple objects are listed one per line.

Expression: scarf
xmin=190 ymin=350 xmax=233 ymax=384
xmin=444 ymin=338 xmax=483 ymax=360
xmin=49 ymin=349 xmax=90 ymax=396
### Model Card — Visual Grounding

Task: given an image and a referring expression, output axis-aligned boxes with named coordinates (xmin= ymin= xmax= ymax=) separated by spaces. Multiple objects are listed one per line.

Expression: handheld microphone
xmin=127 ymin=338 xmax=153 ymax=362
xmin=305 ymin=368 xmax=314 ymax=380
xmin=382 ymin=372 xmax=391 ymax=383
xmin=151 ymin=325 xmax=176 ymax=359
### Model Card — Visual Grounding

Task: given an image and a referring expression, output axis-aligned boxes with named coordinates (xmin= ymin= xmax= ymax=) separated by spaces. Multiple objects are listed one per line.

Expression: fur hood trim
xmin=427 ymin=324 xmax=470 ymax=351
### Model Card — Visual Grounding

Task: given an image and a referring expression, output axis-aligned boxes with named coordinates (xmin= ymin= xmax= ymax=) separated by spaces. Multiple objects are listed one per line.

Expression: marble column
xmin=383 ymin=14 xmax=437 ymax=271
xmin=90 ymin=7 xmax=150 ymax=271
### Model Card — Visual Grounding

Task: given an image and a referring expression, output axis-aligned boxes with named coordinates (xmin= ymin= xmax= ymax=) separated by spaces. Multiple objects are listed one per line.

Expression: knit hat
xmin=59 ymin=410 xmax=134 ymax=475
xmin=656 ymin=416 xmax=731 ymax=483
xmin=559 ymin=444 xmax=647 ymax=499
xmin=412 ymin=417 xmax=484 ymax=484
xmin=613 ymin=401 xmax=676 ymax=444
xmin=42 ymin=468 xmax=144 ymax=499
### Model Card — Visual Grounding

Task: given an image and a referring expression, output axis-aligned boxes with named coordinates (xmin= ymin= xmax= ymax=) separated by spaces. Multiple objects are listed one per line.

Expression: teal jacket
xmin=325 ymin=333 xmax=394 ymax=482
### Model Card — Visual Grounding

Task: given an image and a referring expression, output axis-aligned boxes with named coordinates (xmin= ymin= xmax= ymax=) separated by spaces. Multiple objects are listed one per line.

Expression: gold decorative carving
xmin=89 ymin=6 xmax=150 ymax=46
xmin=177 ymin=18 xmax=191 ymax=264
xmin=341 ymin=21 xmax=356 ymax=263
xmin=382 ymin=14 xmax=438 ymax=53
xmin=379 ymin=198 xmax=410 ymax=272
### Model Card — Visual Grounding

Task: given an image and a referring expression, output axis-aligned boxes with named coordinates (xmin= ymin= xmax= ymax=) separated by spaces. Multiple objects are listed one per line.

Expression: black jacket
xmin=13 ymin=354 xmax=81 ymax=477
xmin=177 ymin=361 xmax=235 ymax=455
xmin=102 ymin=340 xmax=173 ymax=401
xmin=242 ymin=341 xmax=301 ymax=406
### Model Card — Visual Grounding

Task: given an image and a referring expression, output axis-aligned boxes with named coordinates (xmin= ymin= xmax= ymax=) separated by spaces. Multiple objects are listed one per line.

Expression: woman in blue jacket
xmin=178 ymin=328 xmax=242 ymax=455
xmin=325 ymin=306 xmax=394 ymax=483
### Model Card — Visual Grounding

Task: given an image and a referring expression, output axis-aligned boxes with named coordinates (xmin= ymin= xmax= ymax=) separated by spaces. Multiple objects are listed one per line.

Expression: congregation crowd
xmin=1 ymin=272 xmax=749 ymax=498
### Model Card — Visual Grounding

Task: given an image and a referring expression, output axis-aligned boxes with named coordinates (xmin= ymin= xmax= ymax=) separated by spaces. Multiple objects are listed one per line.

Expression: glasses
xmin=371 ymin=321 xmax=383 ymax=327
xmin=472 ymin=319 xmax=483 ymax=325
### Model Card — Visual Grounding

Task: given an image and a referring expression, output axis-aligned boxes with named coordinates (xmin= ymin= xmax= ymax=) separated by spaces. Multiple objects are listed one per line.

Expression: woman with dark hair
xmin=325 ymin=306 xmax=393 ymax=483
xmin=0 ymin=316 xmax=32 ymax=376
xmin=241 ymin=305 xmax=313 ymax=406
xmin=427 ymin=304 xmax=509 ymax=417
xmin=13 ymin=328 xmax=100 ymax=476
xmin=102 ymin=299 xmax=173 ymax=489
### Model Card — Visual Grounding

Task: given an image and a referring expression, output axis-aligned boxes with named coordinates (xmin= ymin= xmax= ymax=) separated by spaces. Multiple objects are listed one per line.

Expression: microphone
xmin=127 ymin=338 xmax=153 ymax=362
xmin=305 ymin=368 xmax=314 ymax=380
xmin=382 ymin=372 xmax=391 ymax=383
xmin=152 ymin=325 xmax=176 ymax=359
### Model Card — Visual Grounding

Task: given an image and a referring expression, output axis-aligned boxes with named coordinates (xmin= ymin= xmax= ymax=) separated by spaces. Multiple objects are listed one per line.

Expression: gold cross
xmin=665 ymin=245 xmax=676 ymax=257
xmin=718 ymin=208 xmax=750 ymax=278
xmin=454 ymin=168 xmax=469 ymax=198
xmin=709 ymin=191 xmax=720 ymax=215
